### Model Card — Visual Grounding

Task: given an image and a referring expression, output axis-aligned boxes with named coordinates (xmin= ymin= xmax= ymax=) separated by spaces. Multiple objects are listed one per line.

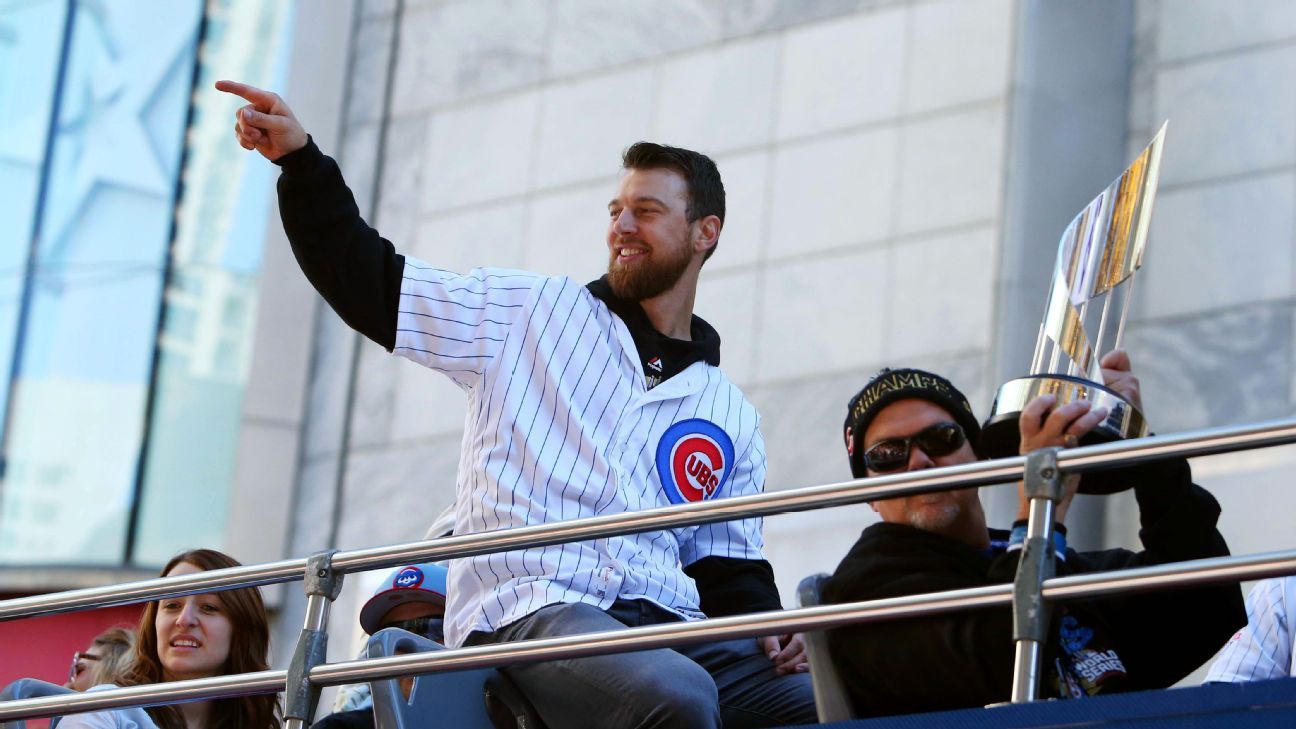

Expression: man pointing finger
xmin=216 ymin=80 xmax=307 ymax=159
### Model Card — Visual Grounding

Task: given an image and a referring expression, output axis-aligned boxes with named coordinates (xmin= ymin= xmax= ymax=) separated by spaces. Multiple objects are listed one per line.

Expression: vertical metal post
xmin=284 ymin=550 xmax=343 ymax=728
xmin=1009 ymin=447 xmax=1063 ymax=703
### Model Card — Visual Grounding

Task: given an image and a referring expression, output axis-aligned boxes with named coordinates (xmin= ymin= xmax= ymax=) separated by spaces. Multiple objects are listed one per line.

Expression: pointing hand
xmin=215 ymin=80 xmax=308 ymax=161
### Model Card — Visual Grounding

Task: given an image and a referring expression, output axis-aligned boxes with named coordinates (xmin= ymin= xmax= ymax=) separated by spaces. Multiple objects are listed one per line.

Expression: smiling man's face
xmin=606 ymin=167 xmax=697 ymax=302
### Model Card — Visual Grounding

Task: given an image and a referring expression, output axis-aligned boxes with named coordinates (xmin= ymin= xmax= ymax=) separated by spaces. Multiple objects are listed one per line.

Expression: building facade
xmin=3 ymin=0 xmax=1294 ymax=693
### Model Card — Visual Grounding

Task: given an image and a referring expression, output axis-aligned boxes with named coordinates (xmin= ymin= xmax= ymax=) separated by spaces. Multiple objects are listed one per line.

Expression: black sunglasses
xmin=863 ymin=422 xmax=966 ymax=473
xmin=384 ymin=616 xmax=445 ymax=644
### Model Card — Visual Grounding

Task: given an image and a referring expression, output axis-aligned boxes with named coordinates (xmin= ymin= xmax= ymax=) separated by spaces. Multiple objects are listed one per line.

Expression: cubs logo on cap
xmin=655 ymin=419 xmax=735 ymax=505
xmin=393 ymin=566 xmax=424 ymax=589
xmin=359 ymin=562 xmax=448 ymax=635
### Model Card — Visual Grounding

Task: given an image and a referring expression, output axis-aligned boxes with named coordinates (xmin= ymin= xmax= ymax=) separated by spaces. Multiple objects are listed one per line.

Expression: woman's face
xmin=154 ymin=562 xmax=233 ymax=681
xmin=68 ymin=642 xmax=99 ymax=691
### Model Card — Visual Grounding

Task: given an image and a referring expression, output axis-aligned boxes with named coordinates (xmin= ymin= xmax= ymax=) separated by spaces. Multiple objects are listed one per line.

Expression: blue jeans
xmin=465 ymin=599 xmax=816 ymax=729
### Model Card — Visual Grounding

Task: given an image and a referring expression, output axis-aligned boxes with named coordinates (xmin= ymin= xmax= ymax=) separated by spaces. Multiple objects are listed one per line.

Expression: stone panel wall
xmin=298 ymin=0 xmax=1017 ymax=616
xmin=276 ymin=0 xmax=1296 ymax=688
xmin=1110 ymin=0 xmax=1296 ymax=561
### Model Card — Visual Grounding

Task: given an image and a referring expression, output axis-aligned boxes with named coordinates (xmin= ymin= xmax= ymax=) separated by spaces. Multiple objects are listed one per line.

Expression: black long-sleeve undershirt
xmin=274 ymin=137 xmax=403 ymax=350
xmin=686 ymin=556 xmax=783 ymax=617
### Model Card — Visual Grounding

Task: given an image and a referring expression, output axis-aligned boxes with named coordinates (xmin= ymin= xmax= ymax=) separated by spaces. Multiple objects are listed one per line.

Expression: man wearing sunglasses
xmin=820 ymin=353 xmax=1244 ymax=717
xmin=313 ymin=563 xmax=448 ymax=729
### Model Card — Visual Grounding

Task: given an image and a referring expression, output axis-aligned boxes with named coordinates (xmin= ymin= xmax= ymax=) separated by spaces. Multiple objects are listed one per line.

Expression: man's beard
xmin=908 ymin=502 xmax=962 ymax=532
xmin=607 ymin=237 xmax=693 ymax=302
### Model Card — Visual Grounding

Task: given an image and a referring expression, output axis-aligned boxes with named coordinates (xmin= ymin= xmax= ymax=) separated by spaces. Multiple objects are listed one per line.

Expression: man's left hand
xmin=757 ymin=633 xmax=809 ymax=675
xmin=1099 ymin=349 xmax=1143 ymax=412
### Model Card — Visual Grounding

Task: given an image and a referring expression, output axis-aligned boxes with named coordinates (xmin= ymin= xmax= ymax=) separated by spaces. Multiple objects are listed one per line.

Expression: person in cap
xmin=820 ymin=351 xmax=1244 ymax=717
xmin=357 ymin=563 xmax=448 ymax=642
xmin=312 ymin=563 xmax=448 ymax=729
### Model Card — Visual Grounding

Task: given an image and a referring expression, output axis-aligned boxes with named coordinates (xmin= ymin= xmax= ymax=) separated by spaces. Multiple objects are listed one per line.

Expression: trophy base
xmin=981 ymin=374 xmax=1149 ymax=494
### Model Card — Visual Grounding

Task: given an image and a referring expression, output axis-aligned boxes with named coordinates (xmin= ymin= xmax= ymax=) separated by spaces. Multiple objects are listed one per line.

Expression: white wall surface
xmin=271 ymin=0 xmax=1296 ymax=678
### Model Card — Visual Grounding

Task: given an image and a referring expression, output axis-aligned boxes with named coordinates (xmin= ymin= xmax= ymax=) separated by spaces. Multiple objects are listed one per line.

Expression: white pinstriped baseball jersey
xmin=1205 ymin=577 xmax=1296 ymax=682
xmin=393 ymin=259 xmax=767 ymax=648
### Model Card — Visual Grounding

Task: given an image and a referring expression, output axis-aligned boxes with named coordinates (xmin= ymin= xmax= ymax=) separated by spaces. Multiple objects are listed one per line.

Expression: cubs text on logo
xmin=394 ymin=566 xmax=424 ymax=589
xmin=655 ymin=419 xmax=736 ymax=505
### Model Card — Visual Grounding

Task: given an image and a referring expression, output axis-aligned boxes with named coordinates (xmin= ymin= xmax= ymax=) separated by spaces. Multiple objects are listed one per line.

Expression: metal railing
xmin=2 ymin=417 xmax=1295 ymax=725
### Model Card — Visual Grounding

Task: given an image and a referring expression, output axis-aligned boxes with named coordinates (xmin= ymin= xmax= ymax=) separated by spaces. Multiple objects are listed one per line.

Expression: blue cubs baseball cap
xmin=358 ymin=563 xmax=448 ymax=634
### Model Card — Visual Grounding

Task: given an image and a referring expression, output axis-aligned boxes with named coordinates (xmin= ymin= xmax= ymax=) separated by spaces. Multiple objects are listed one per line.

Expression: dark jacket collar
xmin=586 ymin=276 xmax=720 ymax=386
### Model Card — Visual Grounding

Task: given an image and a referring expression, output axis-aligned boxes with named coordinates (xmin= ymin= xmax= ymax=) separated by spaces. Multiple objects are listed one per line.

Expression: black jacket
xmin=821 ymin=458 xmax=1245 ymax=717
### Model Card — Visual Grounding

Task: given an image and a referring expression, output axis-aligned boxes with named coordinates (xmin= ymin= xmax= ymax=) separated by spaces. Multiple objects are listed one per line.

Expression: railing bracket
xmin=284 ymin=549 xmax=343 ymax=728
xmin=1010 ymin=447 xmax=1062 ymax=703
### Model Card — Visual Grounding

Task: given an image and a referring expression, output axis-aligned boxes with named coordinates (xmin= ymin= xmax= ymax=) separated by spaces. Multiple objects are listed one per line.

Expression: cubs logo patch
xmin=655 ymin=419 xmax=736 ymax=505
xmin=393 ymin=566 xmax=424 ymax=589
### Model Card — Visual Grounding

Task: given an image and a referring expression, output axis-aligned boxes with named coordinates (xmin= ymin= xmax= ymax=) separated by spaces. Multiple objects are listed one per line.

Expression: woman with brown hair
xmin=59 ymin=549 xmax=281 ymax=729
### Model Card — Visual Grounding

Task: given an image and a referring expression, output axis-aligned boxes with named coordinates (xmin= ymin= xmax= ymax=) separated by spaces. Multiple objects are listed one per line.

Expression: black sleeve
xmin=684 ymin=556 xmax=783 ymax=617
xmin=820 ymin=553 xmax=1022 ymax=716
xmin=274 ymin=137 xmax=404 ymax=350
xmin=1075 ymin=458 xmax=1246 ymax=688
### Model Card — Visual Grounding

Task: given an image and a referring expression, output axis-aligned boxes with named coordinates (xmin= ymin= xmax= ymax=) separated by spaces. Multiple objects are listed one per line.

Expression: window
xmin=0 ymin=0 xmax=295 ymax=567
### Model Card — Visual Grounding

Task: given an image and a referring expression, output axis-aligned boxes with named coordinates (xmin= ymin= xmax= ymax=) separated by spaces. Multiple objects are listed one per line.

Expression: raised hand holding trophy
xmin=980 ymin=123 xmax=1167 ymax=494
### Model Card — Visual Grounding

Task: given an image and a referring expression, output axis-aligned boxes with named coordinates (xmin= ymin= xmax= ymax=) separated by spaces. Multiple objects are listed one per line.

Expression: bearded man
xmin=217 ymin=81 xmax=815 ymax=729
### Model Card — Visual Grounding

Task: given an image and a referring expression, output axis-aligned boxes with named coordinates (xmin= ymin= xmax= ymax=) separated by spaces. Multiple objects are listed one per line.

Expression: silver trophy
xmin=981 ymin=123 xmax=1167 ymax=493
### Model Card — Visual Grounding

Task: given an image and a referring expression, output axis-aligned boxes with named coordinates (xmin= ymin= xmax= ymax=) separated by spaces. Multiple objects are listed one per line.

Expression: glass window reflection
xmin=0 ymin=0 xmax=67 ymax=461
xmin=0 ymin=0 xmax=203 ymax=564
xmin=0 ymin=0 xmax=296 ymax=568
xmin=132 ymin=0 xmax=296 ymax=565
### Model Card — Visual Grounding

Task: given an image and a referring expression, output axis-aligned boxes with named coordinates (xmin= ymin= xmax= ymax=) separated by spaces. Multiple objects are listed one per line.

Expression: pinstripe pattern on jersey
xmin=393 ymin=259 xmax=767 ymax=647
xmin=1205 ymin=577 xmax=1295 ymax=682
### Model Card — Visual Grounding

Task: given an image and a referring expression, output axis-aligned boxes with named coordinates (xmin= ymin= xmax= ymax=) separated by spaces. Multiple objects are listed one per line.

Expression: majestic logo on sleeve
xmin=655 ymin=419 xmax=736 ymax=504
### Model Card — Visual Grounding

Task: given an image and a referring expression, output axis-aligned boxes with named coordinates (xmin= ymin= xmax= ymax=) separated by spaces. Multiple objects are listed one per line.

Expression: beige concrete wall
xmin=291 ymin=1 xmax=1018 ymax=630
xmin=272 ymin=0 xmax=1296 ymax=673
xmin=1105 ymin=0 xmax=1296 ymax=561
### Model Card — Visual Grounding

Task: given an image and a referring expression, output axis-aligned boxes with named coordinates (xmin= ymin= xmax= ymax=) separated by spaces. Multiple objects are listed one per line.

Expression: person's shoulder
xmin=824 ymin=524 xmax=926 ymax=593
xmin=1250 ymin=575 xmax=1296 ymax=613
xmin=1269 ymin=574 xmax=1296 ymax=599
xmin=71 ymin=685 xmax=161 ymax=729
xmin=311 ymin=708 xmax=375 ymax=729
xmin=702 ymin=365 xmax=753 ymax=402
xmin=52 ymin=712 xmax=121 ymax=729
xmin=486 ymin=269 xmax=601 ymax=302
xmin=847 ymin=522 xmax=959 ymax=562
xmin=825 ymin=523 xmax=996 ymax=599
xmin=57 ymin=706 xmax=155 ymax=729
xmin=1066 ymin=545 xmax=1137 ymax=574
xmin=1281 ymin=575 xmax=1296 ymax=614
xmin=401 ymin=261 xmax=544 ymax=285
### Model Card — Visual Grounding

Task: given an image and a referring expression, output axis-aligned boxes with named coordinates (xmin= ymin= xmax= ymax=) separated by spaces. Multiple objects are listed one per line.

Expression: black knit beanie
xmin=843 ymin=368 xmax=981 ymax=478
